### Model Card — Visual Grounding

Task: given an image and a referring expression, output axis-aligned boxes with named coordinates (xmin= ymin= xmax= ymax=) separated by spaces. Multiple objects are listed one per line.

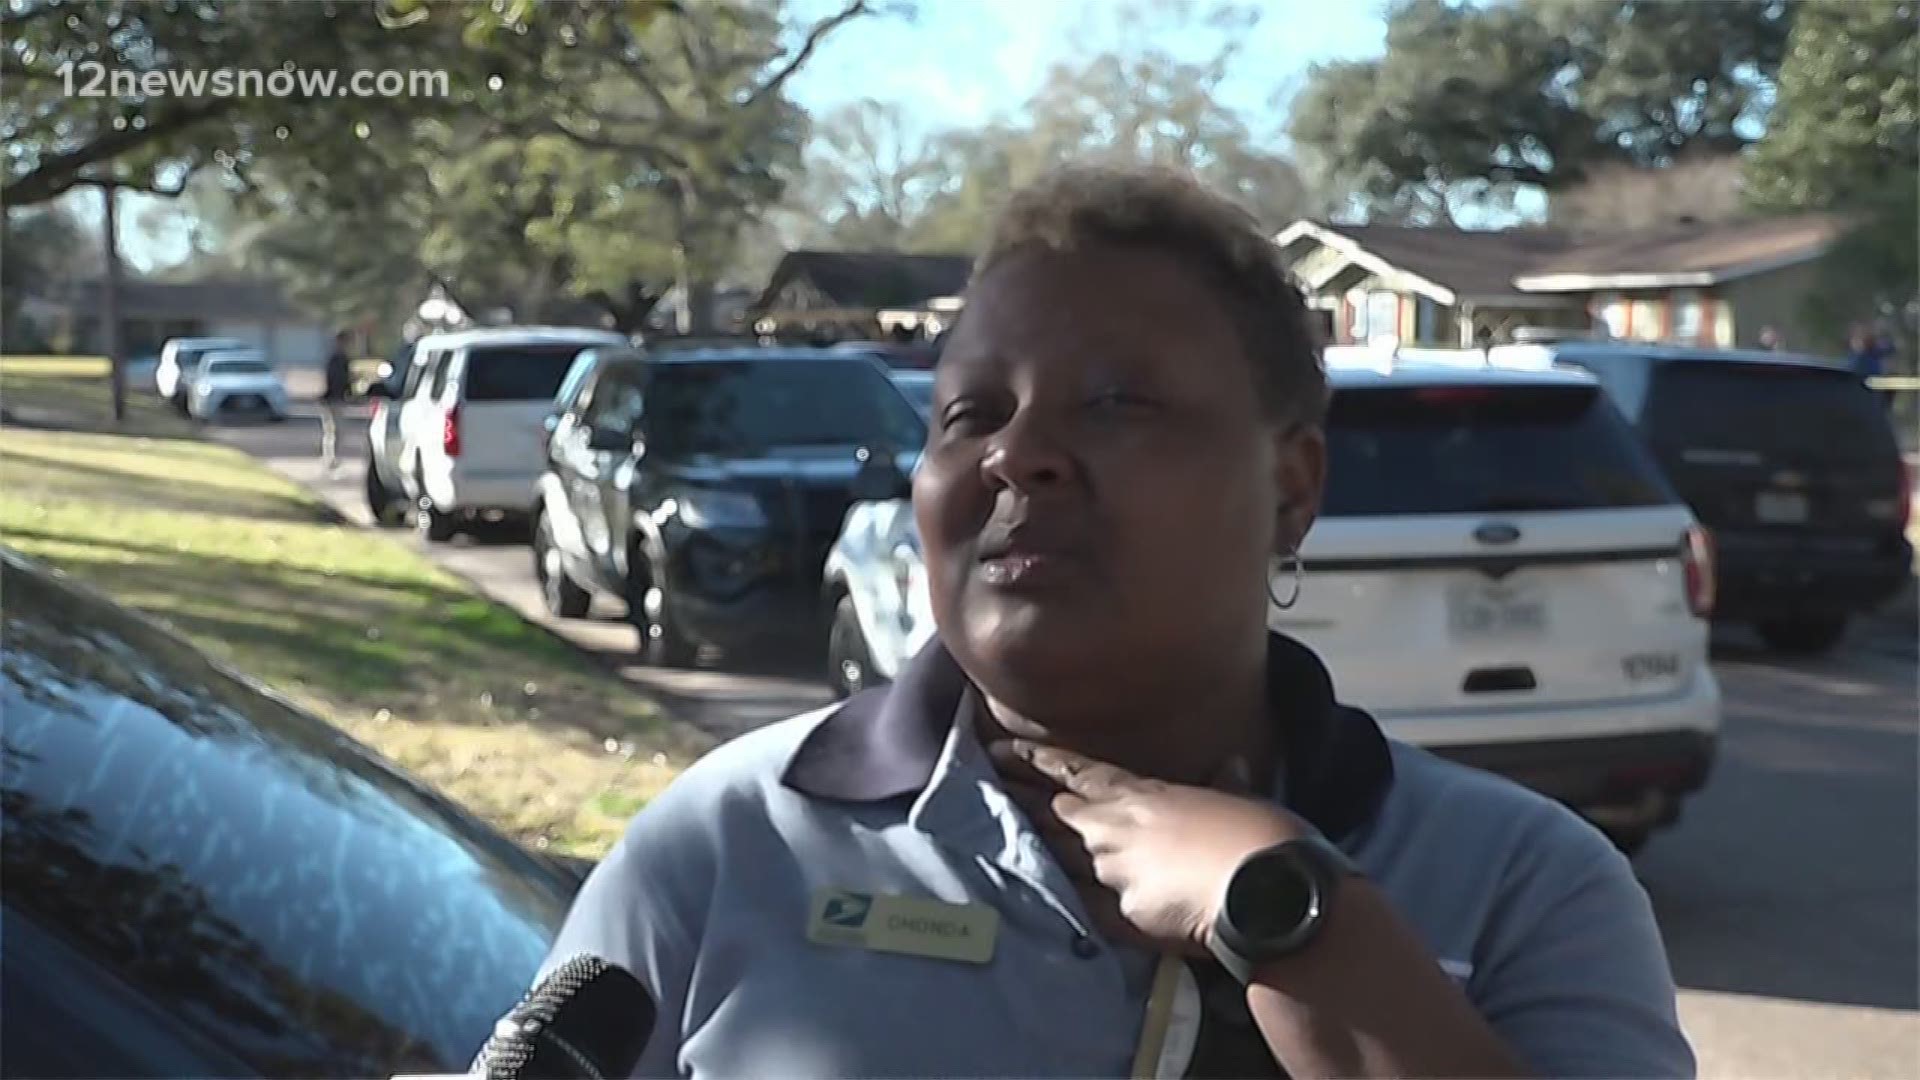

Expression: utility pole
xmin=98 ymin=181 xmax=127 ymax=423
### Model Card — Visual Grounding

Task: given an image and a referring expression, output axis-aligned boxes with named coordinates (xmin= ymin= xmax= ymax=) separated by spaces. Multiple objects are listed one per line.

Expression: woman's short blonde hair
xmin=973 ymin=163 xmax=1328 ymax=427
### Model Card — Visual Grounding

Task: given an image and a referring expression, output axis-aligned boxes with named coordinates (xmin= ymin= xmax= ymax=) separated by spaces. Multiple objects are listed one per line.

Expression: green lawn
xmin=1 ymin=358 xmax=705 ymax=855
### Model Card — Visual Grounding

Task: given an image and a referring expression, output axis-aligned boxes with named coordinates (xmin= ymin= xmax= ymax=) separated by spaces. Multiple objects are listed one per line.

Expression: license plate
xmin=1755 ymin=490 xmax=1810 ymax=524
xmin=1447 ymin=580 xmax=1548 ymax=640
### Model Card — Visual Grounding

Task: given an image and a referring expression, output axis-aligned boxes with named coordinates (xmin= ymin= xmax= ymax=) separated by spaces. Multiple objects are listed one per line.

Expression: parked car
xmin=887 ymin=368 xmax=935 ymax=418
xmin=0 ymin=549 xmax=580 ymax=1078
xmin=831 ymin=339 xmax=943 ymax=370
xmin=823 ymin=362 xmax=1721 ymax=854
xmin=156 ymin=336 xmax=248 ymax=413
xmin=185 ymin=350 xmax=290 ymax=423
xmin=369 ymin=327 xmax=628 ymax=541
xmin=533 ymin=348 xmax=924 ymax=666
xmin=364 ymin=339 xmax=424 ymax=525
xmin=1490 ymin=340 xmax=1913 ymax=655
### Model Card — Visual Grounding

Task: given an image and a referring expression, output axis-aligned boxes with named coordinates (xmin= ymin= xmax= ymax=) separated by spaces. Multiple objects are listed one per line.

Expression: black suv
xmin=533 ymin=348 xmax=926 ymax=665
xmin=1534 ymin=344 xmax=1912 ymax=655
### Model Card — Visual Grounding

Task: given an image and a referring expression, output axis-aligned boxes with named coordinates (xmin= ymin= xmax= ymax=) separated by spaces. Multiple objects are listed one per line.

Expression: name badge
xmin=806 ymin=888 xmax=999 ymax=965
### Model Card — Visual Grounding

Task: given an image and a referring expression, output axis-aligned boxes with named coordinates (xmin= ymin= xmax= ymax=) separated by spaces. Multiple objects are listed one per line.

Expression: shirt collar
xmin=781 ymin=632 xmax=1396 ymax=842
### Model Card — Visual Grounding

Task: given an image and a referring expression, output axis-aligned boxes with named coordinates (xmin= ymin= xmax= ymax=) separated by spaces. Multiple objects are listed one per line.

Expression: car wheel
xmin=534 ymin=512 xmax=591 ymax=619
xmin=413 ymin=468 xmax=458 ymax=543
xmin=364 ymin=457 xmax=408 ymax=527
xmin=1755 ymin=615 xmax=1848 ymax=657
xmin=827 ymin=595 xmax=878 ymax=700
xmin=629 ymin=558 xmax=696 ymax=667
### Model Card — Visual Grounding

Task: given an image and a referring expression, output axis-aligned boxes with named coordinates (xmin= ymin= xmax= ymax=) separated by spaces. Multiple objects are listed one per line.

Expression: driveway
xmin=215 ymin=404 xmax=1918 ymax=1078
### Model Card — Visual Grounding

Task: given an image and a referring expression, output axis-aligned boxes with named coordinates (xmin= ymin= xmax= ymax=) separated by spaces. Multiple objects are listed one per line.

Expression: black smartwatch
xmin=1206 ymin=835 xmax=1358 ymax=984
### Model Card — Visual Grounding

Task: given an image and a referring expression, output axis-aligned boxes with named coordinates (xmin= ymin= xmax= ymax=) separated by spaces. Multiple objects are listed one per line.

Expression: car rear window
xmin=890 ymin=372 xmax=934 ymax=418
xmin=1323 ymin=383 xmax=1674 ymax=516
xmin=208 ymin=360 xmax=271 ymax=375
xmin=462 ymin=344 xmax=599 ymax=401
xmin=648 ymin=358 xmax=926 ymax=456
xmin=1642 ymin=360 xmax=1898 ymax=464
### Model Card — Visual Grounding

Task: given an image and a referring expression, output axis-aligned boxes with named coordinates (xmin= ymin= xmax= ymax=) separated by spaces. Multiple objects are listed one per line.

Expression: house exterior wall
xmin=1714 ymin=259 xmax=1829 ymax=355
xmin=1584 ymin=262 xmax=1825 ymax=353
xmin=202 ymin=319 xmax=330 ymax=371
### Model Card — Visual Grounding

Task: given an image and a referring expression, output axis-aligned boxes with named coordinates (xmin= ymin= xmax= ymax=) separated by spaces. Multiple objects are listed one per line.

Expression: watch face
xmin=1226 ymin=848 xmax=1320 ymax=943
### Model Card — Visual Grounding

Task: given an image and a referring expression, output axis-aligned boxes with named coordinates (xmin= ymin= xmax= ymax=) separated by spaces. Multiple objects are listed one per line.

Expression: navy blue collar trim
xmin=781 ymin=633 xmax=1395 ymax=842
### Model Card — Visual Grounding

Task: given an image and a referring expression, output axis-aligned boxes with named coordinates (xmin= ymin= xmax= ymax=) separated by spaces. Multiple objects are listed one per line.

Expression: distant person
xmin=320 ymin=331 xmax=353 ymax=474
xmin=1850 ymin=324 xmax=1897 ymax=408
xmin=1758 ymin=326 xmax=1784 ymax=352
xmin=1848 ymin=323 xmax=1892 ymax=377
xmin=515 ymin=163 xmax=1693 ymax=1078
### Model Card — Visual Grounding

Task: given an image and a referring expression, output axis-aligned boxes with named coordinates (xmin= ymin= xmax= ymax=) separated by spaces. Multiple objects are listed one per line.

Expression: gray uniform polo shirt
xmin=537 ymin=634 xmax=1694 ymax=1077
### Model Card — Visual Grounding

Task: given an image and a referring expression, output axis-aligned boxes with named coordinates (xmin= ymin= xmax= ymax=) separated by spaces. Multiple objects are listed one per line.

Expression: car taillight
xmin=1682 ymin=524 xmax=1716 ymax=619
xmin=442 ymin=405 xmax=461 ymax=459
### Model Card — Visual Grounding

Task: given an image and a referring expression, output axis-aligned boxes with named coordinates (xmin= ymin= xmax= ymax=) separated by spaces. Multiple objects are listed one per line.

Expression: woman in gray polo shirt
xmin=524 ymin=165 xmax=1695 ymax=1078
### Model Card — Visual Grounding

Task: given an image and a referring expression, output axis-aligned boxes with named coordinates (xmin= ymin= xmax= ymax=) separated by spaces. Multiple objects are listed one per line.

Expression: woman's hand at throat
xmin=987 ymin=738 xmax=1310 ymax=957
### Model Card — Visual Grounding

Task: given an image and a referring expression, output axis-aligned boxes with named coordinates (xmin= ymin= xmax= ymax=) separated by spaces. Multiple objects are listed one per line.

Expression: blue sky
xmin=784 ymin=0 xmax=1388 ymax=137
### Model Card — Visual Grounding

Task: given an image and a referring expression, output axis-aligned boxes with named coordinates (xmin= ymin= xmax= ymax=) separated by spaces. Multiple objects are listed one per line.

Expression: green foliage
xmin=1 ymin=0 xmax=499 ymax=206
xmin=1745 ymin=0 xmax=1919 ymax=212
xmin=1 ymin=204 xmax=96 ymax=350
xmin=1289 ymin=0 xmax=1795 ymax=221
xmin=1745 ymin=1 xmax=1919 ymax=361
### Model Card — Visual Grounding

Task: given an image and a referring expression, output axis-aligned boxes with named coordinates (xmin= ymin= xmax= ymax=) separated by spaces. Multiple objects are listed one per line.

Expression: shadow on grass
xmin=1 ymin=447 xmax=334 ymax=525
xmin=7 ymin=527 xmax=587 ymax=705
xmin=2 ymin=375 xmax=197 ymax=440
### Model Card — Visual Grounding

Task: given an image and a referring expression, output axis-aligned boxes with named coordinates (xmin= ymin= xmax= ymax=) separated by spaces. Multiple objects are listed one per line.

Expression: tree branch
xmin=745 ymin=0 xmax=872 ymax=109
xmin=540 ymin=116 xmax=693 ymax=173
xmin=3 ymin=98 xmax=232 ymax=206
xmin=74 ymin=168 xmax=200 ymax=199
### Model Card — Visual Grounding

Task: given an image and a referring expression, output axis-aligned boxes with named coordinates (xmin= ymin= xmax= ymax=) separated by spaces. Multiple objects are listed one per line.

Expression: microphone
xmin=470 ymin=955 xmax=657 ymax=1080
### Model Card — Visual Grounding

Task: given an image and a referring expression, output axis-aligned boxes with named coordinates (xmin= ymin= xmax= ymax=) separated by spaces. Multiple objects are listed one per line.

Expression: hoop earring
xmin=1268 ymin=549 xmax=1303 ymax=610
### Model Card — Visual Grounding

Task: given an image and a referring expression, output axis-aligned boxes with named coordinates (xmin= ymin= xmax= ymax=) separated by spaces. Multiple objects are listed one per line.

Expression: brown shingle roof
xmin=1318 ymin=224 xmax=1577 ymax=300
xmin=756 ymin=250 xmax=972 ymax=313
xmin=1514 ymin=213 xmax=1848 ymax=288
xmin=1296 ymin=213 xmax=1846 ymax=299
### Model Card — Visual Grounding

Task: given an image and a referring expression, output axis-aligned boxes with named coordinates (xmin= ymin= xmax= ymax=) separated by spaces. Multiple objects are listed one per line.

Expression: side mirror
xmin=587 ymin=425 xmax=633 ymax=453
xmin=851 ymin=446 xmax=911 ymax=502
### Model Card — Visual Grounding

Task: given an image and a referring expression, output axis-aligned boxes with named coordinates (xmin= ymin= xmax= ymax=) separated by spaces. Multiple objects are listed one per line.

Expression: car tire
xmin=827 ymin=595 xmax=879 ymax=700
xmin=413 ymin=467 xmax=458 ymax=543
xmin=364 ymin=456 xmax=408 ymax=527
xmin=629 ymin=557 xmax=696 ymax=667
xmin=1755 ymin=615 xmax=1848 ymax=657
xmin=534 ymin=512 xmax=592 ymax=619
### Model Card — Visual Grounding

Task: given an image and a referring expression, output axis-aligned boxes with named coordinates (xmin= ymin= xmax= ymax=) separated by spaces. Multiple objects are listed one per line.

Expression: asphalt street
xmin=217 ymin=405 xmax=1919 ymax=1078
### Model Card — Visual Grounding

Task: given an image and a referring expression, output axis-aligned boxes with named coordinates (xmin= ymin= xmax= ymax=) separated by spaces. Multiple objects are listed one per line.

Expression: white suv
xmin=387 ymin=327 xmax=628 ymax=541
xmin=823 ymin=362 xmax=1721 ymax=853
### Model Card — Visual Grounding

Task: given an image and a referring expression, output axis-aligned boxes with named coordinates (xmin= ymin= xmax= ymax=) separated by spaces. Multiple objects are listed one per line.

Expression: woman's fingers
xmin=987 ymin=739 xmax=1136 ymax=800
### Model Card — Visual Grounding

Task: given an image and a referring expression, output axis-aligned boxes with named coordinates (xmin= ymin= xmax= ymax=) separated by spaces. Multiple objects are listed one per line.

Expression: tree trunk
xmin=100 ymin=183 xmax=126 ymax=424
xmin=680 ymin=278 xmax=717 ymax=336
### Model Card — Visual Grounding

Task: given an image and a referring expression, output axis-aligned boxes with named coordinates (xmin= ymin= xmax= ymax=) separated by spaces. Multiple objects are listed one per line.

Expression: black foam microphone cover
xmin=474 ymin=955 xmax=656 ymax=1080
